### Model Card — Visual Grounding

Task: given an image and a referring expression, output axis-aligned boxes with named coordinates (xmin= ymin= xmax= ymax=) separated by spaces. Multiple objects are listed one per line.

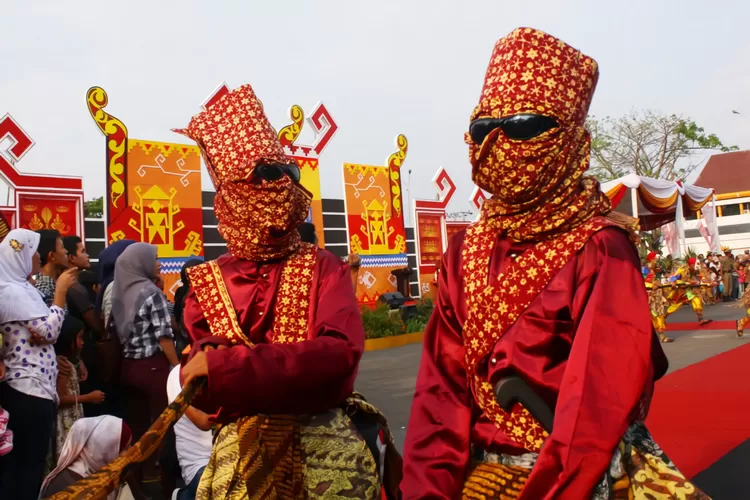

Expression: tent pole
xmin=675 ymin=195 xmax=685 ymax=258
xmin=711 ymin=192 xmax=720 ymax=252
xmin=630 ymin=187 xmax=639 ymax=218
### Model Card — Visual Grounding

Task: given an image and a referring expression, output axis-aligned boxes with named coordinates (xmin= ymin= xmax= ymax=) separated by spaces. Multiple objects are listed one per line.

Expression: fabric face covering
xmin=174 ymin=84 xmax=311 ymax=262
xmin=215 ymin=173 xmax=311 ymax=262
xmin=465 ymin=27 xmax=611 ymax=242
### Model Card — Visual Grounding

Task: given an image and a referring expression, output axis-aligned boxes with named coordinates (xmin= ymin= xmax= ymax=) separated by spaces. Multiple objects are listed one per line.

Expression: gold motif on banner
xmin=351 ymin=198 xmax=407 ymax=256
xmin=87 ymin=87 xmax=128 ymax=209
xmin=128 ymin=185 xmax=201 ymax=258
xmin=278 ymin=105 xmax=304 ymax=145
xmin=25 ymin=206 xmax=69 ymax=234
xmin=386 ymin=134 xmax=407 ymax=217
xmin=361 ymin=199 xmax=393 ymax=254
xmin=110 ymin=230 xmax=126 ymax=242
xmin=27 ymin=214 xmax=44 ymax=231
xmin=421 ymin=223 xmax=439 ymax=238
xmin=50 ymin=214 xmax=68 ymax=233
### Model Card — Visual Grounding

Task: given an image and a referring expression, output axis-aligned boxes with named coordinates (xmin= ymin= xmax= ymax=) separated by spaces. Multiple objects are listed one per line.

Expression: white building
xmin=687 ymin=150 xmax=750 ymax=254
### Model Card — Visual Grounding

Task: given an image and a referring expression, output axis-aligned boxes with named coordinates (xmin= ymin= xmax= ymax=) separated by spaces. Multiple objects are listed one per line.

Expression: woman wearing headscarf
xmin=39 ymin=416 xmax=132 ymax=499
xmin=95 ymin=240 xmax=136 ymax=327
xmin=0 ymin=229 xmax=77 ymax=500
xmin=113 ymin=243 xmax=178 ymax=488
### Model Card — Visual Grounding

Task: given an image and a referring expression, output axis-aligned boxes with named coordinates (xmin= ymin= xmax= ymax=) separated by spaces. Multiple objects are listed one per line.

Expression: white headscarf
xmin=40 ymin=416 xmax=127 ymax=500
xmin=0 ymin=228 xmax=50 ymax=323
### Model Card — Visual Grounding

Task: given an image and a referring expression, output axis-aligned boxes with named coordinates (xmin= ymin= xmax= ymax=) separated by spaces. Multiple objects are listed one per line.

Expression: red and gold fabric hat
xmin=173 ymin=84 xmax=293 ymax=189
xmin=471 ymin=27 xmax=599 ymax=127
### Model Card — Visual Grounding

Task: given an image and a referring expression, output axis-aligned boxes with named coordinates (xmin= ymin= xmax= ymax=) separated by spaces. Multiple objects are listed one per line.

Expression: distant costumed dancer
xmin=665 ymin=257 xmax=713 ymax=324
xmin=643 ymin=252 xmax=672 ymax=343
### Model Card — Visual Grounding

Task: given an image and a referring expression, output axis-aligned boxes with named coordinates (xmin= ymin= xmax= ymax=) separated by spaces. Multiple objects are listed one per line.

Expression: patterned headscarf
xmin=467 ymin=27 xmax=611 ymax=242
xmin=174 ymin=84 xmax=311 ymax=262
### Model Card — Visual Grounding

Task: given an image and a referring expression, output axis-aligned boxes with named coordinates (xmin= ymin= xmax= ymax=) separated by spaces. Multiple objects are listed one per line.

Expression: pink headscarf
xmin=40 ymin=416 xmax=130 ymax=499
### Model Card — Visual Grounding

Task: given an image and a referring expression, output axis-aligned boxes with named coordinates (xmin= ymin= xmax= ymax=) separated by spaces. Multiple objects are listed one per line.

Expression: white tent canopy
xmin=600 ymin=174 xmax=719 ymax=257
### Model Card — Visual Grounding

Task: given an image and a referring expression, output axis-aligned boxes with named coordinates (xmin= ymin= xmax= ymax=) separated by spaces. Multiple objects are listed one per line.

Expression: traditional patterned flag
xmin=663 ymin=222 xmax=678 ymax=256
xmin=700 ymin=201 xmax=721 ymax=253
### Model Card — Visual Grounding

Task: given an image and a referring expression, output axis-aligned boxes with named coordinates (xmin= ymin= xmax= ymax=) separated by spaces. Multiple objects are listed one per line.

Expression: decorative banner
xmin=662 ymin=221 xmax=678 ymax=256
xmin=278 ymin=101 xmax=339 ymax=247
xmin=343 ymin=135 xmax=408 ymax=303
xmin=0 ymin=113 xmax=84 ymax=237
xmin=413 ymin=167 xmax=457 ymax=300
xmin=86 ymin=87 xmax=204 ymax=300
xmin=700 ymin=199 xmax=721 ymax=253
xmin=18 ymin=197 xmax=79 ymax=236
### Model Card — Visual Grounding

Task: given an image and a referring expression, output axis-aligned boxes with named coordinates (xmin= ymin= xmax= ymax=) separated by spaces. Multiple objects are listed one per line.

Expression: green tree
xmin=84 ymin=196 xmax=103 ymax=219
xmin=587 ymin=111 xmax=738 ymax=182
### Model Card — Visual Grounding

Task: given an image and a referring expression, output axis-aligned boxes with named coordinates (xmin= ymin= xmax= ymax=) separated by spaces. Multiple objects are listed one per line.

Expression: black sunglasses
xmin=469 ymin=114 xmax=559 ymax=144
xmin=253 ymin=163 xmax=301 ymax=184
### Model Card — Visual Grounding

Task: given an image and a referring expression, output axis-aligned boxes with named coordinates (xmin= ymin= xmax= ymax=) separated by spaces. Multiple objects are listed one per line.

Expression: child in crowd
xmin=51 ymin=316 xmax=106 ymax=462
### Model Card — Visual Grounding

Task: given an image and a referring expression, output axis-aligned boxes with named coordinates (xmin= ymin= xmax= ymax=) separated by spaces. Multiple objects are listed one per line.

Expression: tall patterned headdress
xmin=173 ymin=84 xmax=294 ymax=189
xmin=174 ymin=84 xmax=310 ymax=262
xmin=471 ymin=27 xmax=599 ymax=128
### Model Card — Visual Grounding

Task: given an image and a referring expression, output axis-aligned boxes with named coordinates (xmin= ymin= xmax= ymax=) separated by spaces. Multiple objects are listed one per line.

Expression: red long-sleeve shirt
xmin=402 ymin=227 xmax=668 ymax=499
xmin=181 ymin=249 xmax=364 ymax=421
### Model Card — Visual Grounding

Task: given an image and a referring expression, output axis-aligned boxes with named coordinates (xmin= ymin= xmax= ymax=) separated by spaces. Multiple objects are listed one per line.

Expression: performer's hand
xmin=182 ymin=351 xmax=209 ymax=387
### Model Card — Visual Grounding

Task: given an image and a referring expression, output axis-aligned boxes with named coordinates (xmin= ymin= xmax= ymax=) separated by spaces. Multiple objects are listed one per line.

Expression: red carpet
xmin=646 ymin=343 xmax=750 ymax=478
xmin=665 ymin=320 xmax=735 ymax=331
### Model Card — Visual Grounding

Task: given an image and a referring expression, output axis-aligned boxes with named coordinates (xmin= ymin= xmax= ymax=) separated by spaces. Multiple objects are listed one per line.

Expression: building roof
xmin=694 ymin=150 xmax=750 ymax=195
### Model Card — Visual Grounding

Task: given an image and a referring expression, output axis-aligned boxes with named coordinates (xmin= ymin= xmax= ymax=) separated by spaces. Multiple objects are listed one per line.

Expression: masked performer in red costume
xmin=175 ymin=84 xmax=399 ymax=499
xmin=402 ymin=28 xmax=708 ymax=499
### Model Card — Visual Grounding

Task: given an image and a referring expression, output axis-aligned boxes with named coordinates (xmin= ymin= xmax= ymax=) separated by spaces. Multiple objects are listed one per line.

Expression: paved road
xmin=355 ymin=302 xmax=750 ymax=453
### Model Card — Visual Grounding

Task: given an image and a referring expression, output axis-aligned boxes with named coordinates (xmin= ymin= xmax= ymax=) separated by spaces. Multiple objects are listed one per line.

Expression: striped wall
xmin=84 ymin=218 xmax=106 ymax=263
xmin=85 ymin=191 xmax=421 ymax=298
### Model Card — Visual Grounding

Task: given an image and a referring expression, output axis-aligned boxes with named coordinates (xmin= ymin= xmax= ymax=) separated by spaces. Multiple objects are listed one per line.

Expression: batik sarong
xmin=463 ymin=422 xmax=710 ymax=499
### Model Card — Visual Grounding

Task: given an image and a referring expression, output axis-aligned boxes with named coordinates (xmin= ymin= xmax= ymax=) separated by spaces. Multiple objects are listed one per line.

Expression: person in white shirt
xmin=166 ymin=365 xmax=212 ymax=500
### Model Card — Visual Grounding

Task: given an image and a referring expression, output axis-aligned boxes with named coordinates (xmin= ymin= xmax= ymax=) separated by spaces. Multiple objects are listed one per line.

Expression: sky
xmin=1 ymin=0 xmax=749 ymax=225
